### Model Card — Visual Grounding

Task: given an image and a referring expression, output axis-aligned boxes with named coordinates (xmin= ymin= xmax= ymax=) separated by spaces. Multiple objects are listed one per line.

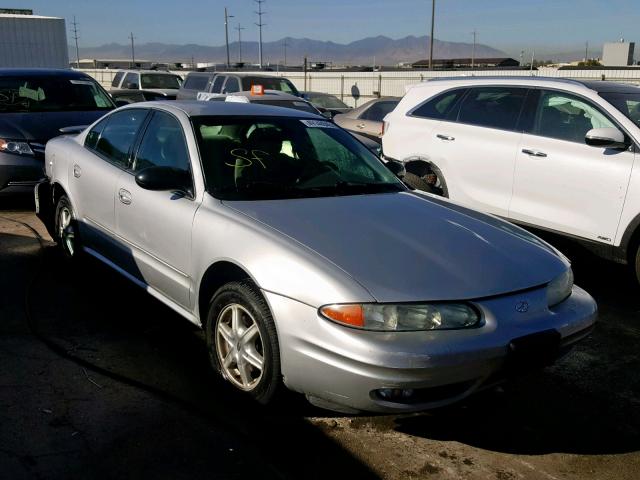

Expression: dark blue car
xmin=0 ymin=68 xmax=114 ymax=195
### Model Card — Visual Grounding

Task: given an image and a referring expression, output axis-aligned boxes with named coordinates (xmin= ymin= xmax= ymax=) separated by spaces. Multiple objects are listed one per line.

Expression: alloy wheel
xmin=58 ymin=206 xmax=75 ymax=257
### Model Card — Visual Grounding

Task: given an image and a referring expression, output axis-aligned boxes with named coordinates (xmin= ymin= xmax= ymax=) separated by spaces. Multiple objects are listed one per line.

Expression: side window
xmin=223 ymin=77 xmax=240 ymax=93
xmin=360 ymin=101 xmax=398 ymax=122
xmin=111 ymin=72 xmax=124 ymax=88
xmin=134 ymin=111 xmax=191 ymax=174
xmin=94 ymin=109 xmax=148 ymax=168
xmin=534 ymin=90 xmax=616 ymax=143
xmin=411 ymin=89 xmax=467 ymax=120
xmin=211 ymin=75 xmax=225 ymax=93
xmin=457 ymin=87 xmax=527 ymax=131
xmin=85 ymin=117 xmax=109 ymax=150
xmin=123 ymin=72 xmax=139 ymax=89
xmin=184 ymin=75 xmax=208 ymax=91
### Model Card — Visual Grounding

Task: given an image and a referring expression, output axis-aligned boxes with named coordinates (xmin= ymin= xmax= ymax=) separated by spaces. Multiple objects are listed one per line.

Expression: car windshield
xmin=600 ymin=92 xmax=640 ymax=128
xmin=0 ymin=76 xmax=114 ymax=113
xmin=140 ymin=74 xmax=182 ymax=89
xmin=241 ymin=77 xmax=300 ymax=96
xmin=255 ymin=99 xmax=319 ymax=114
xmin=193 ymin=116 xmax=405 ymax=200
xmin=308 ymin=94 xmax=349 ymax=109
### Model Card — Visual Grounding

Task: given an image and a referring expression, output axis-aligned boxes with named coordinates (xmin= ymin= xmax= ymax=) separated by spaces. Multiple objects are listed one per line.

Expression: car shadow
xmin=392 ymin=233 xmax=640 ymax=456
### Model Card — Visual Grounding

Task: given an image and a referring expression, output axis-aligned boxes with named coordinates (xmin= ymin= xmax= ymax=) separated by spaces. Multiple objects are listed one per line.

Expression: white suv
xmin=383 ymin=77 xmax=640 ymax=281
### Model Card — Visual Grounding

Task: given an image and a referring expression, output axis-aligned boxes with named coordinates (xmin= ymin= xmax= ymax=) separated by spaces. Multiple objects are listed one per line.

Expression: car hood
xmin=225 ymin=192 xmax=568 ymax=302
xmin=0 ymin=111 xmax=108 ymax=142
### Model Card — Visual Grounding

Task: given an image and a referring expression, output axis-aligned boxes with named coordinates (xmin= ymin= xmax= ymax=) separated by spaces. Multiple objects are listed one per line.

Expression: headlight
xmin=546 ymin=268 xmax=574 ymax=307
xmin=319 ymin=302 xmax=480 ymax=331
xmin=0 ymin=139 xmax=34 ymax=156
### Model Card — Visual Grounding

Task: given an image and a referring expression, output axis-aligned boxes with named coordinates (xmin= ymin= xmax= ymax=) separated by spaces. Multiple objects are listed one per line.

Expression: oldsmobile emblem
xmin=515 ymin=301 xmax=529 ymax=313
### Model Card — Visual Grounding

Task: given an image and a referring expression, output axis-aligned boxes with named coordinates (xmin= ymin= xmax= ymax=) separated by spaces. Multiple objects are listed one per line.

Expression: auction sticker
xmin=300 ymin=119 xmax=338 ymax=128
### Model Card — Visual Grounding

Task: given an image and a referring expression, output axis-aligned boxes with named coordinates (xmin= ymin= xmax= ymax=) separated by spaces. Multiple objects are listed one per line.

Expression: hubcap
xmin=58 ymin=206 xmax=75 ymax=256
xmin=215 ymin=304 xmax=265 ymax=391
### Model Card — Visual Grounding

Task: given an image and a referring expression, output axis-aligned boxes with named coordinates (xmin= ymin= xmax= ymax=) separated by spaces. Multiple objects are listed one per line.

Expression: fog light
xmin=377 ymin=388 xmax=415 ymax=400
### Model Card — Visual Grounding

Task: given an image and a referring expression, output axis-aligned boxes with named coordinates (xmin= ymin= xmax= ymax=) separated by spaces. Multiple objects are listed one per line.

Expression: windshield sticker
xmin=300 ymin=119 xmax=338 ymax=129
xmin=18 ymin=85 xmax=45 ymax=101
xmin=226 ymin=149 xmax=269 ymax=169
xmin=69 ymin=79 xmax=96 ymax=86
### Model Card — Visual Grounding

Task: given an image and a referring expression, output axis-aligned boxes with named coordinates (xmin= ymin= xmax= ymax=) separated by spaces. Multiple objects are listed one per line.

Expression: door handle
xmin=436 ymin=134 xmax=455 ymax=141
xmin=522 ymin=149 xmax=547 ymax=157
xmin=73 ymin=164 xmax=82 ymax=178
xmin=118 ymin=188 xmax=132 ymax=205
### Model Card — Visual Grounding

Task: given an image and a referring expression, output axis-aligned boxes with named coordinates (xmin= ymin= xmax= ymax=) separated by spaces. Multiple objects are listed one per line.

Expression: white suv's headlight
xmin=320 ymin=302 xmax=480 ymax=331
xmin=547 ymin=268 xmax=574 ymax=307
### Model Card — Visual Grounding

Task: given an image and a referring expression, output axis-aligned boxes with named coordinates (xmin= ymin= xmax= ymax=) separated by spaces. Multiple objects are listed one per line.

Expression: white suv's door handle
xmin=436 ymin=134 xmax=455 ymax=141
xmin=73 ymin=164 xmax=82 ymax=178
xmin=522 ymin=149 xmax=547 ymax=157
xmin=118 ymin=188 xmax=132 ymax=205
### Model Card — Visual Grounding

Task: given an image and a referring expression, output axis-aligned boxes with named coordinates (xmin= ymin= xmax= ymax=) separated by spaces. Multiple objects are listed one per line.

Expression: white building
xmin=602 ymin=42 xmax=635 ymax=67
xmin=0 ymin=12 xmax=69 ymax=68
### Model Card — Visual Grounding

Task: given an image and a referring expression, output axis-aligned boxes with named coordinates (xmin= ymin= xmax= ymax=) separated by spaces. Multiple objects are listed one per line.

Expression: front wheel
xmin=205 ymin=281 xmax=282 ymax=405
xmin=54 ymin=195 xmax=81 ymax=259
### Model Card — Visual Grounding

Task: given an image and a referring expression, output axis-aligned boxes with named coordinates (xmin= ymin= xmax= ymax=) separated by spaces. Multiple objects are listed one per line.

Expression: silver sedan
xmin=37 ymin=101 xmax=597 ymax=413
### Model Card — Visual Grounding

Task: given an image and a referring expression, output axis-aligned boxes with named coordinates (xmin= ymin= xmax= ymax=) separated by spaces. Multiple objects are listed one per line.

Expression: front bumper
xmin=264 ymin=285 xmax=597 ymax=413
xmin=0 ymin=151 xmax=45 ymax=195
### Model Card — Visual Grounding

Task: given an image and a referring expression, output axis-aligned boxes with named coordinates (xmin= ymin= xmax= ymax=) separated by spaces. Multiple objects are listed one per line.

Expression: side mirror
xmin=126 ymin=82 xmax=139 ymax=89
xmin=135 ymin=166 xmax=192 ymax=195
xmin=385 ymin=160 xmax=406 ymax=179
xmin=585 ymin=127 xmax=628 ymax=149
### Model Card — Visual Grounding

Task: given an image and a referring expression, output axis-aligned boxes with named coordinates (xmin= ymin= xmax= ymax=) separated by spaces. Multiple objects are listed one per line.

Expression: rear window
xmin=140 ymin=74 xmax=182 ymax=90
xmin=457 ymin=87 xmax=527 ymax=131
xmin=240 ymin=77 xmax=299 ymax=96
xmin=0 ymin=76 xmax=115 ymax=113
xmin=360 ymin=101 xmax=399 ymax=122
xmin=183 ymin=75 xmax=210 ymax=91
xmin=111 ymin=72 xmax=124 ymax=88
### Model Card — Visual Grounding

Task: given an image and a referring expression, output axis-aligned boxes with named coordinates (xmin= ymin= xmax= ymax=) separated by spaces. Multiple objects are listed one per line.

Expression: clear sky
xmin=18 ymin=0 xmax=640 ymax=56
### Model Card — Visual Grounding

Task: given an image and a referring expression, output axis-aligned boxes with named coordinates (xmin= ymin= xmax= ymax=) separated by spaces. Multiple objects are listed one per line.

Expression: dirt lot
xmin=1 ymin=196 xmax=639 ymax=480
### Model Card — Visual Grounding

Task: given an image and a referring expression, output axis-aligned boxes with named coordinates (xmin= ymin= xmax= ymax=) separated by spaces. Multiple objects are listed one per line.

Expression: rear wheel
xmin=404 ymin=161 xmax=448 ymax=197
xmin=205 ymin=281 xmax=281 ymax=405
xmin=54 ymin=195 xmax=81 ymax=259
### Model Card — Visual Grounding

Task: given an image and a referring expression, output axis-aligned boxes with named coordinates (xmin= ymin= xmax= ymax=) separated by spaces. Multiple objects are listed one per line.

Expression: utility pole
xmin=530 ymin=49 xmax=535 ymax=72
xmin=224 ymin=7 xmax=234 ymax=69
xmin=283 ymin=38 xmax=289 ymax=67
xmin=71 ymin=16 xmax=80 ymax=68
xmin=129 ymin=32 xmax=136 ymax=68
xmin=255 ymin=0 xmax=266 ymax=69
xmin=519 ymin=50 xmax=524 ymax=67
xmin=235 ymin=24 xmax=245 ymax=63
xmin=584 ymin=41 xmax=589 ymax=62
xmin=471 ymin=30 xmax=477 ymax=69
xmin=429 ymin=0 xmax=436 ymax=69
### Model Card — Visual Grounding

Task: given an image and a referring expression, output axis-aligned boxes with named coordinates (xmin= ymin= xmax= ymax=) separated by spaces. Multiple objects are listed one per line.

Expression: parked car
xmin=333 ymin=97 xmax=400 ymax=142
xmin=383 ymin=77 xmax=640 ymax=283
xmin=110 ymin=70 xmax=183 ymax=100
xmin=36 ymin=101 xmax=596 ymax=414
xmin=301 ymin=91 xmax=351 ymax=118
xmin=199 ymin=73 xmax=300 ymax=97
xmin=177 ymin=72 xmax=218 ymax=100
xmin=0 ymin=68 xmax=114 ymax=195
xmin=198 ymin=89 xmax=322 ymax=115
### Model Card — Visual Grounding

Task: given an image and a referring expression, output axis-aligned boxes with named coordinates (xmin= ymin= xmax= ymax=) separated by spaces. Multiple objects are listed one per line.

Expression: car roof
xmin=229 ymin=90 xmax=305 ymax=101
xmin=0 ymin=68 xmax=94 ymax=79
xmin=116 ymin=70 xmax=180 ymax=75
xmin=221 ymin=73 xmax=290 ymax=79
xmin=129 ymin=100 xmax=324 ymax=118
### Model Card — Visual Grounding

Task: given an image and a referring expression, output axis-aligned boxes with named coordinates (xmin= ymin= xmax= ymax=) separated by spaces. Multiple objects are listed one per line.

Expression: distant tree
xmin=577 ymin=59 xmax=602 ymax=67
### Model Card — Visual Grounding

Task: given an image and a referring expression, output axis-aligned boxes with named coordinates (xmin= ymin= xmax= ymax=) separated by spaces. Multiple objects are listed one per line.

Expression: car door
xmin=510 ymin=89 xmax=635 ymax=243
xmin=427 ymin=86 xmax=528 ymax=216
xmin=222 ymin=76 xmax=240 ymax=94
xmin=72 ymin=109 xmax=149 ymax=256
xmin=115 ymin=110 xmax=199 ymax=309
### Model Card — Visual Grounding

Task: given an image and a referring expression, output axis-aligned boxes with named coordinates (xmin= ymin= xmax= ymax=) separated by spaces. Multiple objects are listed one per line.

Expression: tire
xmin=404 ymin=162 xmax=448 ymax=197
xmin=54 ymin=195 xmax=81 ymax=260
xmin=633 ymin=243 xmax=640 ymax=287
xmin=205 ymin=281 xmax=281 ymax=405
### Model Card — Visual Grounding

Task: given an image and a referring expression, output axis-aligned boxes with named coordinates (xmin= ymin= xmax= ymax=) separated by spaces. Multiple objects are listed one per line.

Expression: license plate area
xmin=506 ymin=329 xmax=561 ymax=373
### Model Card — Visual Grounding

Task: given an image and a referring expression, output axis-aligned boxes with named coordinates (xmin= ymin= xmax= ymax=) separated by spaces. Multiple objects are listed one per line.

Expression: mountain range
xmin=71 ymin=35 xmax=507 ymax=66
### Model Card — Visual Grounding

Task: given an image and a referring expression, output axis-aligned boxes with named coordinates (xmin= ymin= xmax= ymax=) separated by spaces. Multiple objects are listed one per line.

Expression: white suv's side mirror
xmin=585 ymin=127 xmax=628 ymax=149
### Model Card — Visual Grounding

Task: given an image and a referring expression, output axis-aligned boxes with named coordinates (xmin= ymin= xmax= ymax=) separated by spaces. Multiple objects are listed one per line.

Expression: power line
xmin=128 ymin=32 xmax=136 ymax=68
xmin=254 ymin=0 xmax=266 ymax=69
xmin=224 ymin=7 xmax=234 ymax=69
xmin=71 ymin=16 xmax=80 ymax=68
xmin=235 ymin=23 xmax=245 ymax=63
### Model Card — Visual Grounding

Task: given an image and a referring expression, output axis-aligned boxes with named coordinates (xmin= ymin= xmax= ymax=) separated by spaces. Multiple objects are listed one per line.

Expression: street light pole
xmin=471 ymin=30 xmax=477 ymax=69
xmin=235 ymin=24 xmax=245 ymax=63
xmin=429 ymin=0 xmax=436 ymax=70
xmin=224 ymin=7 xmax=234 ymax=69
xmin=129 ymin=32 xmax=136 ymax=68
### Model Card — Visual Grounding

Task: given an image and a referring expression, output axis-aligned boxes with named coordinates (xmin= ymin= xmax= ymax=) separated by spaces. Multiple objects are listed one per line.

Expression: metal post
xmin=429 ymin=0 xmax=436 ymax=70
xmin=340 ymin=75 xmax=344 ymax=101
xmin=378 ymin=74 xmax=382 ymax=98
xmin=471 ymin=30 xmax=477 ymax=69
xmin=304 ymin=56 xmax=308 ymax=91
xmin=129 ymin=32 xmax=135 ymax=68
xmin=224 ymin=7 xmax=234 ymax=69
xmin=530 ymin=50 xmax=535 ymax=72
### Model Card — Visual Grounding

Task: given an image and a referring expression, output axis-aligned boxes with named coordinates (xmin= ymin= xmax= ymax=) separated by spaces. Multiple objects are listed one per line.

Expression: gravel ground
xmin=1 ymin=196 xmax=638 ymax=479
